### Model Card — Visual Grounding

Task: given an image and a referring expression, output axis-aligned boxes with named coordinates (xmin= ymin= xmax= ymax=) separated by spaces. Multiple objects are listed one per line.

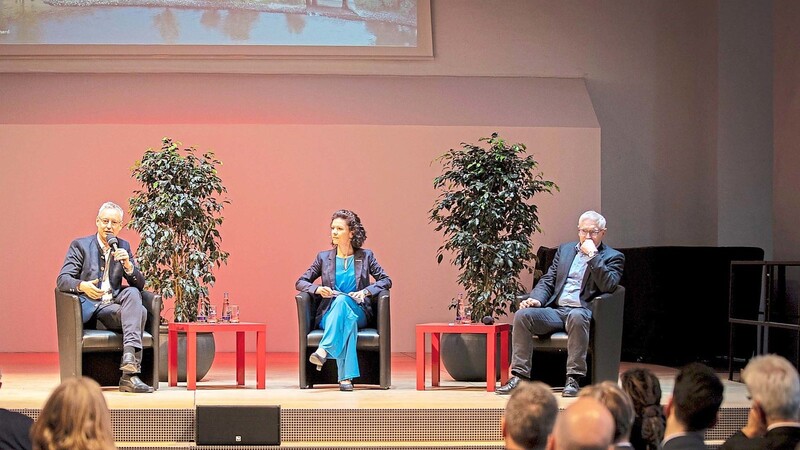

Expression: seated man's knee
xmin=119 ymin=287 xmax=143 ymax=303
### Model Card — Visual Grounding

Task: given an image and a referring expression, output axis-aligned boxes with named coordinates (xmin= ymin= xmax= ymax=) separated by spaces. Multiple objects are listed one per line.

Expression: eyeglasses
xmin=99 ymin=218 xmax=122 ymax=227
xmin=578 ymin=228 xmax=603 ymax=237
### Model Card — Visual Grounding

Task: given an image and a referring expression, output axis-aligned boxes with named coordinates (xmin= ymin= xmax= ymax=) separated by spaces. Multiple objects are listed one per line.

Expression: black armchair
xmin=529 ymin=286 xmax=626 ymax=385
xmin=55 ymin=288 xmax=161 ymax=389
xmin=296 ymin=290 xmax=391 ymax=389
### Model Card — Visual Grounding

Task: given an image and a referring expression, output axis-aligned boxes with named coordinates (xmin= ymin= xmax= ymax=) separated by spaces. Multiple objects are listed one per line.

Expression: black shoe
xmin=496 ymin=376 xmax=521 ymax=395
xmin=562 ymin=376 xmax=580 ymax=397
xmin=119 ymin=352 xmax=139 ymax=374
xmin=339 ymin=380 xmax=354 ymax=392
xmin=309 ymin=352 xmax=327 ymax=371
xmin=119 ymin=375 xmax=154 ymax=393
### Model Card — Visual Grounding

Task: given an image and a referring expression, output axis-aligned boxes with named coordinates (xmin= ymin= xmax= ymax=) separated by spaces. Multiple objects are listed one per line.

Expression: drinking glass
xmin=230 ymin=305 xmax=240 ymax=323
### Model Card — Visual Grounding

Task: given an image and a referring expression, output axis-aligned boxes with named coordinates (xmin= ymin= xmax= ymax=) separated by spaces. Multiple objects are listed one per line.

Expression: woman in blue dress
xmin=296 ymin=209 xmax=392 ymax=391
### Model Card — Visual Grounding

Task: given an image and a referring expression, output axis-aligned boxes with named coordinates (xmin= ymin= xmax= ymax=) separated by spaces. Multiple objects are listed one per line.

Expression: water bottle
xmin=196 ymin=299 xmax=207 ymax=323
xmin=455 ymin=293 xmax=464 ymax=324
xmin=221 ymin=292 xmax=231 ymax=323
xmin=462 ymin=302 xmax=473 ymax=324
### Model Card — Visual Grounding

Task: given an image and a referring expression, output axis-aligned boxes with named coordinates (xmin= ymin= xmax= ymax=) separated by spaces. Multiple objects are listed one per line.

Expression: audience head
xmin=741 ymin=354 xmax=800 ymax=422
xmin=620 ymin=367 xmax=666 ymax=449
xmin=31 ymin=377 xmax=115 ymax=450
xmin=330 ymin=209 xmax=367 ymax=249
xmin=580 ymin=381 xmax=635 ymax=444
xmin=547 ymin=396 xmax=615 ymax=450
xmin=669 ymin=362 xmax=724 ymax=432
xmin=502 ymin=381 xmax=558 ymax=450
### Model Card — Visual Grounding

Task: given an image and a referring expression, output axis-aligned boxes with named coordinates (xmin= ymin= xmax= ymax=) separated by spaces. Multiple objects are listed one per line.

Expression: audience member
xmin=503 ymin=381 xmax=559 ymax=450
xmin=547 ymin=396 xmax=615 ymax=450
xmin=581 ymin=381 xmax=636 ymax=449
xmin=0 ymin=368 xmax=34 ymax=450
xmin=30 ymin=377 xmax=115 ymax=450
xmin=720 ymin=354 xmax=800 ymax=450
xmin=621 ymin=367 xmax=666 ymax=450
xmin=662 ymin=363 xmax=724 ymax=450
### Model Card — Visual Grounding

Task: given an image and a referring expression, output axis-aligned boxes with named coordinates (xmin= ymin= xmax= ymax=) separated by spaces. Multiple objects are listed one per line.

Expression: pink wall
xmin=0 ymin=124 xmax=600 ymax=352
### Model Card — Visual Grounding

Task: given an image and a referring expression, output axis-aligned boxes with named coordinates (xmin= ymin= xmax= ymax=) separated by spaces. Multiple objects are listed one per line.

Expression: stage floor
xmin=0 ymin=352 xmax=749 ymax=411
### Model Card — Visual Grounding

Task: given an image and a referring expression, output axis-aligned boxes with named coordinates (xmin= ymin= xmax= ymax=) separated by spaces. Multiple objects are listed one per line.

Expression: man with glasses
xmin=498 ymin=210 xmax=624 ymax=397
xmin=720 ymin=354 xmax=800 ymax=450
xmin=56 ymin=201 xmax=153 ymax=393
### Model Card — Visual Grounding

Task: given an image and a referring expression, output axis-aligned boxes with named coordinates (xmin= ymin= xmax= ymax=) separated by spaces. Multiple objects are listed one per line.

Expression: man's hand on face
xmin=580 ymin=239 xmax=598 ymax=256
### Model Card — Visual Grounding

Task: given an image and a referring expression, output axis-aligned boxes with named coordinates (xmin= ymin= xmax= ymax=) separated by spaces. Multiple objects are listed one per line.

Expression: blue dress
xmin=318 ymin=255 xmax=367 ymax=381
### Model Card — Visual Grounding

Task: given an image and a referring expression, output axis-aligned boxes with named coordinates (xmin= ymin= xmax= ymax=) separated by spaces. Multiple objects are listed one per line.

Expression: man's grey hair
xmin=98 ymin=201 xmax=124 ymax=220
xmin=742 ymin=354 xmax=800 ymax=421
xmin=579 ymin=210 xmax=606 ymax=230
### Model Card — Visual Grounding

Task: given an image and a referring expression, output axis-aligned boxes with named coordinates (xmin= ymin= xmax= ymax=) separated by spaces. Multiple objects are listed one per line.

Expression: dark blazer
xmin=662 ymin=432 xmax=708 ymax=450
xmin=720 ymin=426 xmax=800 ymax=450
xmin=296 ymin=248 xmax=391 ymax=328
xmin=0 ymin=409 xmax=33 ymax=450
xmin=56 ymin=234 xmax=145 ymax=323
xmin=530 ymin=241 xmax=624 ymax=310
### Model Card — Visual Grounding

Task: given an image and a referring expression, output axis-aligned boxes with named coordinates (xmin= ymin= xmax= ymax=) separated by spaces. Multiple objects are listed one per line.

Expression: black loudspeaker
xmin=196 ymin=405 xmax=280 ymax=446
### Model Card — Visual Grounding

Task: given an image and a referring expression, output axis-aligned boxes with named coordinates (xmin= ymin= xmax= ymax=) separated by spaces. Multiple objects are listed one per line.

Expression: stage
xmin=0 ymin=352 xmax=749 ymax=449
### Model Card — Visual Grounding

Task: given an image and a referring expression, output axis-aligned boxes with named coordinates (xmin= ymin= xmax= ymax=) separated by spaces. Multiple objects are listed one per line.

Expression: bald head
xmin=548 ymin=397 xmax=615 ymax=450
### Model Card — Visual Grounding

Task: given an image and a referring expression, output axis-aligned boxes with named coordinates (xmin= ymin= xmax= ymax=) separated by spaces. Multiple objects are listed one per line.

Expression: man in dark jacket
xmin=498 ymin=210 xmax=625 ymax=397
xmin=0 ymin=368 xmax=33 ymax=450
xmin=56 ymin=201 xmax=152 ymax=393
xmin=720 ymin=354 xmax=800 ymax=450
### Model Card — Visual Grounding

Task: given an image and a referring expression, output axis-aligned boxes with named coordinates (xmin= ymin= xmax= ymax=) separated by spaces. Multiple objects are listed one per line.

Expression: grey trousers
xmin=95 ymin=287 xmax=147 ymax=350
xmin=510 ymin=305 xmax=592 ymax=379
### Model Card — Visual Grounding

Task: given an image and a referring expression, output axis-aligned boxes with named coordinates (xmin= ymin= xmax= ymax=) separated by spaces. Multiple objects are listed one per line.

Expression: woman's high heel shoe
xmin=309 ymin=351 xmax=327 ymax=371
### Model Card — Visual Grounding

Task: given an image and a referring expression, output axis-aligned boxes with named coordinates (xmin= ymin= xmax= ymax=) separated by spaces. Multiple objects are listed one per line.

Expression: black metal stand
xmin=728 ymin=261 xmax=800 ymax=380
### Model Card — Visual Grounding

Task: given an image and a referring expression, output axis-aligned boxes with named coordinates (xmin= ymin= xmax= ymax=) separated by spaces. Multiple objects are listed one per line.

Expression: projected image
xmin=0 ymin=0 xmax=418 ymax=46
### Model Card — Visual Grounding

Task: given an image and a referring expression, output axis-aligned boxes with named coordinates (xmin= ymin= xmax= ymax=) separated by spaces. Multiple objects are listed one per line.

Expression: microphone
xmin=482 ymin=315 xmax=495 ymax=325
xmin=106 ymin=233 xmax=119 ymax=252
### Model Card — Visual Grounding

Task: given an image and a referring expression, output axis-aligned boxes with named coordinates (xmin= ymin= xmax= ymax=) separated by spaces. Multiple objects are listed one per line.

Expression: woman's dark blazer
xmin=296 ymin=248 xmax=392 ymax=328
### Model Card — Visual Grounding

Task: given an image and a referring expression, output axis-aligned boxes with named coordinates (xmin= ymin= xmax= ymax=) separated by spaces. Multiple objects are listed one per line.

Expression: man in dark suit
xmin=546 ymin=396 xmax=615 ymax=450
xmin=662 ymin=363 xmax=723 ymax=450
xmin=502 ymin=381 xmax=558 ymax=450
xmin=497 ymin=210 xmax=625 ymax=397
xmin=56 ymin=202 xmax=153 ymax=393
xmin=720 ymin=354 xmax=800 ymax=450
xmin=0 ymin=368 xmax=33 ymax=450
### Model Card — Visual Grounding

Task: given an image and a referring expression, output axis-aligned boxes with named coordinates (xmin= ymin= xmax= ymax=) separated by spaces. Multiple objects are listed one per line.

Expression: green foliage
xmin=430 ymin=133 xmax=558 ymax=321
xmin=128 ymin=138 xmax=230 ymax=323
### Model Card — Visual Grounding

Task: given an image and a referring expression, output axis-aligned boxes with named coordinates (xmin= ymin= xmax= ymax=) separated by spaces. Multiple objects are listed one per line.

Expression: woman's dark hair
xmin=331 ymin=209 xmax=367 ymax=249
xmin=620 ymin=368 xmax=666 ymax=450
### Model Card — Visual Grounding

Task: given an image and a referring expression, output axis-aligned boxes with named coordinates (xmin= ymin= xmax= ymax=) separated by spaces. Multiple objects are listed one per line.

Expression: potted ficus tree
xmin=429 ymin=132 xmax=557 ymax=381
xmin=129 ymin=137 xmax=230 ymax=382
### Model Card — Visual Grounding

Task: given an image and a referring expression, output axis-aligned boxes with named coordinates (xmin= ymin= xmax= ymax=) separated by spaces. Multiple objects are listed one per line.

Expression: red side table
xmin=415 ymin=322 xmax=510 ymax=392
xmin=168 ymin=321 xmax=266 ymax=390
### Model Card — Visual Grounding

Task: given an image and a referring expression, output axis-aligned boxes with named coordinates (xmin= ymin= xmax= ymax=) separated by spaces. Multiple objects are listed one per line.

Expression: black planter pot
xmin=158 ymin=325 xmax=216 ymax=382
xmin=440 ymin=332 xmax=508 ymax=382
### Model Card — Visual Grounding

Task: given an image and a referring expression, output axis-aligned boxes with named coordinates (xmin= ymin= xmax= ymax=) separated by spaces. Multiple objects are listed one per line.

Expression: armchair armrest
xmin=296 ymin=292 xmax=313 ymax=349
xmin=376 ymin=290 xmax=390 ymax=336
xmin=55 ymin=288 xmax=83 ymax=380
xmin=589 ymin=285 xmax=626 ymax=382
